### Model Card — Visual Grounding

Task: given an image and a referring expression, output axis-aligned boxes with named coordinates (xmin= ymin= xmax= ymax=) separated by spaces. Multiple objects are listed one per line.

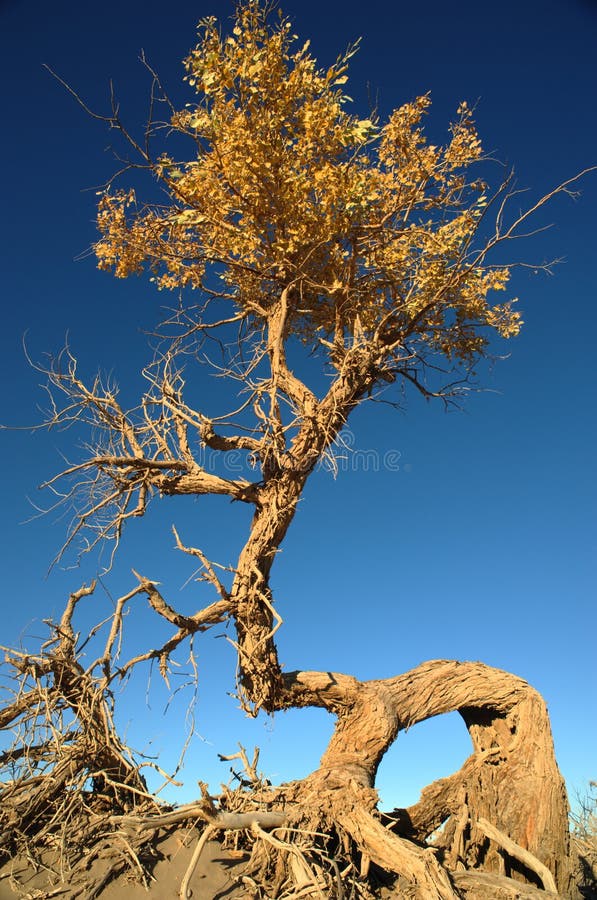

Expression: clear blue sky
xmin=0 ymin=0 xmax=595 ymax=809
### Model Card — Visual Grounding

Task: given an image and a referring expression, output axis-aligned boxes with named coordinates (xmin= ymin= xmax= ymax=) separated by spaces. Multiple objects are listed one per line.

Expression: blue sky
xmin=0 ymin=0 xmax=595 ymax=809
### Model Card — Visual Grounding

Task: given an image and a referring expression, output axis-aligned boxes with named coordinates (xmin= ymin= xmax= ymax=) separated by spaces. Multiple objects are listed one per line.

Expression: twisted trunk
xmin=230 ymin=472 xmax=306 ymax=711
xmin=275 ymin=662 xmax=573 ymax=896
xmin=230 ymin=313 xmax=378 ymax=711
xmin=225 ymin=396 xmax=573 ymax=895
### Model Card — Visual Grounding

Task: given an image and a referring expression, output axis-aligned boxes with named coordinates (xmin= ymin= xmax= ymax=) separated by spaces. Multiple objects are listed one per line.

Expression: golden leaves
xmin=95 ymin=0 xmax=521 ymax=366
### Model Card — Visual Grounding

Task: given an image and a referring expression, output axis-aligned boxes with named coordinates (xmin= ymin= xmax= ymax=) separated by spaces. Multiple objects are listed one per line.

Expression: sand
xmin=0 ymin=834 xmax=251 ymax=900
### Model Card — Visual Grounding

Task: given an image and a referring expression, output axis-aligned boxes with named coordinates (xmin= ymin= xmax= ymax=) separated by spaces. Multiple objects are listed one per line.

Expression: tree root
xmin=0 ymin=588 xmax=581 ymax=899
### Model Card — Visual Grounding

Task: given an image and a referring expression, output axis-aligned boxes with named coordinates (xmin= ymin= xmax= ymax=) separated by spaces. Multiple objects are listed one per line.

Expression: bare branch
xmin=172 ymin=526 xmax=231 ymax=603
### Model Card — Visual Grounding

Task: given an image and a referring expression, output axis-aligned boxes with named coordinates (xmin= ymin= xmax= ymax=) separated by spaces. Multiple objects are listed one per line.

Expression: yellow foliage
xmin=95 ymin=0 xmax=521 ymax=367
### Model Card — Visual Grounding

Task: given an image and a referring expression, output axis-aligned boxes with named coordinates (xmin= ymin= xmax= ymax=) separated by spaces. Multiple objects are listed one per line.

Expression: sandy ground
xmin=0 ymin=834 xmax=251 ymax=899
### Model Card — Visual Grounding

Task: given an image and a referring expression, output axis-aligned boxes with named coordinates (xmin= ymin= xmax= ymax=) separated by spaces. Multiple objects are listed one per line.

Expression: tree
xmin=0 ymin=2 xmax=588 ymax=896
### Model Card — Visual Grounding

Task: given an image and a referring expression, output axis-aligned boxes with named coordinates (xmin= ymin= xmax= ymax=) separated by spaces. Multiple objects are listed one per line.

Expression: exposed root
xmin=0 ymin=588 xmax=579 ymax=899
xmin=179 ymin=823 xmax=215 ymax=899
xmin=0 ymin=582 xmax=180 ymax=896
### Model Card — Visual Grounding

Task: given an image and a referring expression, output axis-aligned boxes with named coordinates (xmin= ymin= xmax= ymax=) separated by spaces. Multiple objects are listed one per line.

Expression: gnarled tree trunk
xmin=265 ymin=661 xmax=572 ymax=897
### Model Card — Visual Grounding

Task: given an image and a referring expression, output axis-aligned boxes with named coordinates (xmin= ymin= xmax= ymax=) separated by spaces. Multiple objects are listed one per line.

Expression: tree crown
xmin=96 ymin=0 xmax=520 ymax=375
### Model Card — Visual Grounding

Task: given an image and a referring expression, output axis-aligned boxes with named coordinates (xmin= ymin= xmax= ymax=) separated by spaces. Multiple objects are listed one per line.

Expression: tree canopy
xmin=97 ymin=0 xmax=520 ymax=367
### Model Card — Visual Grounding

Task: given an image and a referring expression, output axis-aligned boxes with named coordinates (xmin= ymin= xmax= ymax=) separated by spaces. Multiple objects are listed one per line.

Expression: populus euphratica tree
xmin=0 ymin=3 xmax=585 ymax=897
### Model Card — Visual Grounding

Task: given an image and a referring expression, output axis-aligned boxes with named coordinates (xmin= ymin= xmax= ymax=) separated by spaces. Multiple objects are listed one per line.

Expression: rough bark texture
xmin=268 ymin=662 xmax=573 ymax=897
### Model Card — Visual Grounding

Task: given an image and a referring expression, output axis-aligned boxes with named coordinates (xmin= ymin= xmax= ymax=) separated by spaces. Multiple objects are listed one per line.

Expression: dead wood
xmin=0 ymin=583 xmax=578 ymax=899
xmin=451 ymin=870 xmax=559 ymax=898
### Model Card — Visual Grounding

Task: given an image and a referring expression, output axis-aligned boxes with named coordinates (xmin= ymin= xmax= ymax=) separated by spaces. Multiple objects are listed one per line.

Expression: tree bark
xmin=230 ymin=472 xmax=307 ymax=711
xmin=276 ymin=660 xmax=573 ymax=897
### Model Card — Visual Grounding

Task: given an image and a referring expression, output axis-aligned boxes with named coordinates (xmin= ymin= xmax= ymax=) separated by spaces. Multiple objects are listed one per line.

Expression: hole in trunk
xmin=375 ymin=711 xmax=472 ymax=810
